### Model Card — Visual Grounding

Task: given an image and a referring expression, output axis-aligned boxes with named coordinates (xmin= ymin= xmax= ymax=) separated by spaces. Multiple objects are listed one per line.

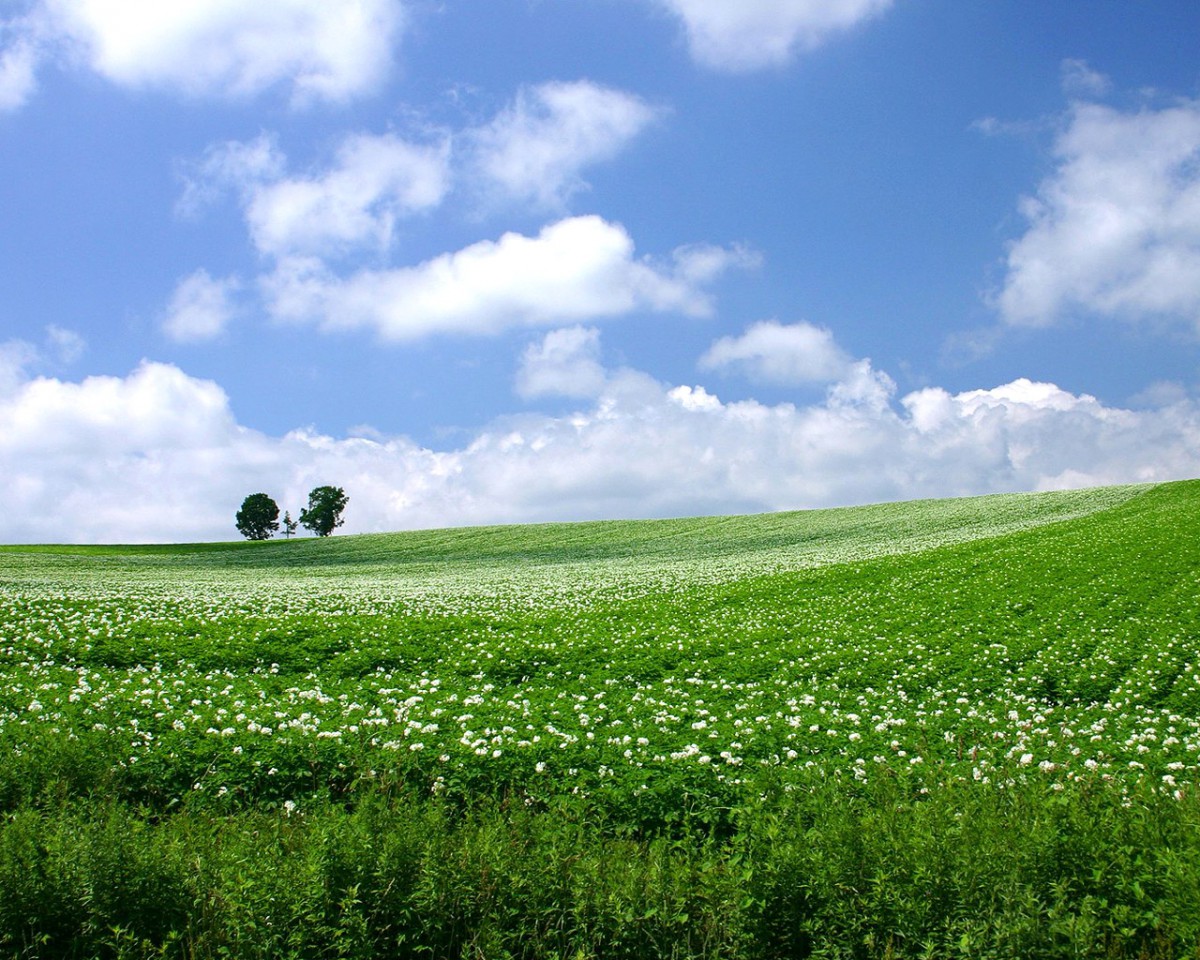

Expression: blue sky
xmin=3 ymin=0 xmax=1200 ymax=542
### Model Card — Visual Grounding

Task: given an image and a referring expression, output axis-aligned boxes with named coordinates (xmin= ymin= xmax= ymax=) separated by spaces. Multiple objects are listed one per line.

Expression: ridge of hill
xmin=0 ymin=483 xmax=1152 ymax=593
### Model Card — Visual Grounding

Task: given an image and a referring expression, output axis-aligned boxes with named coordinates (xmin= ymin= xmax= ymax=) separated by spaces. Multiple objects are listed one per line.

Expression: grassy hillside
xmin=0 ymin=477 xmax=1142 ymax=561
xmin=1 ymin=481 xmax=1198 ymax=959
xmin=0 ymin=482 xmax=1145 ymax=589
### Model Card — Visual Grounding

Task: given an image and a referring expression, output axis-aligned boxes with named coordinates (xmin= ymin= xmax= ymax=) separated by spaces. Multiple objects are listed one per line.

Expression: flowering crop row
xmin=1 ymin=481 xmax=1196 ymax=818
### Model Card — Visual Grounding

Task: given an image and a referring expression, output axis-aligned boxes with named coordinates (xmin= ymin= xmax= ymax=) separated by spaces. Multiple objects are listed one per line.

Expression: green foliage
xmin=298 ymin=485 xmax=348 ymax=537
xmin=235 ymin=493 xmax=280 ymax=541
xmin=3 ymin=480 xmax=1200 ymax=957
xmin=0 ymin=784 xmax=1198 ymax=959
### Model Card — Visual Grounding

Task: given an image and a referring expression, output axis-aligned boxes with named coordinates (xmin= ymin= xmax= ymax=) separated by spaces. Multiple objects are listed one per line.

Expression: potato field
xmin=2 ymin=481 xmax=1199 ymax=959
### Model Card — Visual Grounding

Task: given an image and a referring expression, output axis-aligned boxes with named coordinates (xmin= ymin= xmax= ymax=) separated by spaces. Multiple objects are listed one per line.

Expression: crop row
xmin=2 ymin=483 xmax=1197 ymax=821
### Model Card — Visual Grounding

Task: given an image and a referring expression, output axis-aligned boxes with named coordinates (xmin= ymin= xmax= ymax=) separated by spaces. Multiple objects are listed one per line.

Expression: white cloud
xmin=1130 ymin=380 xmax=1189 ymax=409
xmin=33 ymin=0 xmax=404 ymax=104
xmin=5 ymin=361 xmax=233 ymax=453
xmin=179 ymin=133 xmax=450 ymax=258
xmin=0 ymin=362 xmax=263 ymax=542
xmin=261 ymin=215 xmax=753 ymax=340
xmin=0 ymin=339 xmax=39 ymax=397
xmin=516 ymin=326 xmax=607 ymax=399
xmin=0 ymin=326 xmax=86 ymax=396
xmin=699 ymin=320 xmax=896 ymax=412
xmin=652 ymin=0 xmax=894 ymax=71
xmin=4 ymin=355 xmax=1199 ymax=543
xmin=45 ymin=325 xmax=85 ymax=363
xmin=170 ymin=81 xmax=669 ymax=338
xmin=183 ymin=80 xmax=650 ymax=256
xmin=0 ymin=23 xmax=38 ymax=111
xmin=700 ymin=320 xmax=853 ymax=384
xmin=894 ymin=378 xmax=1184 ymax=494
xmin=163 ymin=270 xmax=241 ymax=343
xmin=997 ymin=95 xmax=1200 ymax=330
xmin=827 ymin=358 xmax=895 ymax=412
xmin=467 ymin=80 xmax=659 ymax=208
xmin=246 ymin=134 xmax=450 ymax=258
xmin=1060 ymin=59 xmax=1110 ymax=99
xmin=176 ymin=135 xmax=287 ymax=218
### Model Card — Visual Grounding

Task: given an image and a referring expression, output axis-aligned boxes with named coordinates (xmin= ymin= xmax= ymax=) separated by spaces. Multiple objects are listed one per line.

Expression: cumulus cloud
xmin=894 ymin=378 xmax=1188 ymax=495
xmin=0 ymin=362 xmax=263 ymax=542
xmin=166 ymin=80 xmax=679 ymax=343
xmin=826 ymin=359 xmax=896 ymax=412
xmin=0 ymin=326 xmax=85 ymax=395
xmin=176 ymin=135 xmax=288 ymax=219
xmin=179 ymin=133 xmax=450 ymax=258
xmin=699 ymin=320 xmax=896 ymax=412
xmin=12 ymin=0 xmax=405 ymax=105
xmin=516 ymin=326 xmax=607 ymax=399
xmin=163 ymin=270 xmax=241 ymax=343
xmin=183 ymin=79 xmax=651 ymax=257
xmin=651 ymin=0 xmax=894 ymax=71
xmin=467 ymin=80 xmax=659 ymax=208
xmin=246 ymin=135 xmax=450 ymax=258
xmin=261 ymin=215 xmax=754 ymax=340
xmin=700 ymin=320 xmax=854 ymax=384
xmin=3 ymin=353 xmax=1199 ymax=543
xmin=997 ymin=91 xmax=1200 ymax=331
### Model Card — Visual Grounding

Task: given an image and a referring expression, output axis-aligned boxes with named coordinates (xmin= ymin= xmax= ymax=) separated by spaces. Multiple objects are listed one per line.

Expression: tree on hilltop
xmin=299 ymin=486 xmax=348 ymax=537
xmin=236 ymin=493 xmax=280 ymax=540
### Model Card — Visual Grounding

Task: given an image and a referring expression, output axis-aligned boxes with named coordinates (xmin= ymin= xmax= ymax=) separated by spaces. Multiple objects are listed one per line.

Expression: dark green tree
xmin=299 ymin=485 xmax=349 ymax=537
xmin=235 ymin=493 xmax=280 ymax=541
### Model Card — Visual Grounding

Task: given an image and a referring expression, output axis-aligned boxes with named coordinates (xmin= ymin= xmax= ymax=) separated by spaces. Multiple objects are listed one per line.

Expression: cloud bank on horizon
xmin=2 ymin=0 xmax=1200 ymax=541
xmin=3 ymin=343 xmax=1194 ymax=544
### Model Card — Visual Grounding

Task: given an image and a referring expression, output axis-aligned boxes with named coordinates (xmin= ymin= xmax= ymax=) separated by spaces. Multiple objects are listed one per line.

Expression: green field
xmin=2 ymin=481 xmax=1199 ymax=959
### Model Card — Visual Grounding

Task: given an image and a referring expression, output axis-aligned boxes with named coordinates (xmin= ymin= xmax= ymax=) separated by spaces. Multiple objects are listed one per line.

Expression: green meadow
xmin=2 ymin=480 xmax=1199 ymax=959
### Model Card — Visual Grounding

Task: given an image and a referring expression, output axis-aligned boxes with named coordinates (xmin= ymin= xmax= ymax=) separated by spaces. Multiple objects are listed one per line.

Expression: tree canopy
xmin=235 ymin=493 xmax=280 ymax=540
xmin=299 ymin=486 xmax=349 ymax=537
